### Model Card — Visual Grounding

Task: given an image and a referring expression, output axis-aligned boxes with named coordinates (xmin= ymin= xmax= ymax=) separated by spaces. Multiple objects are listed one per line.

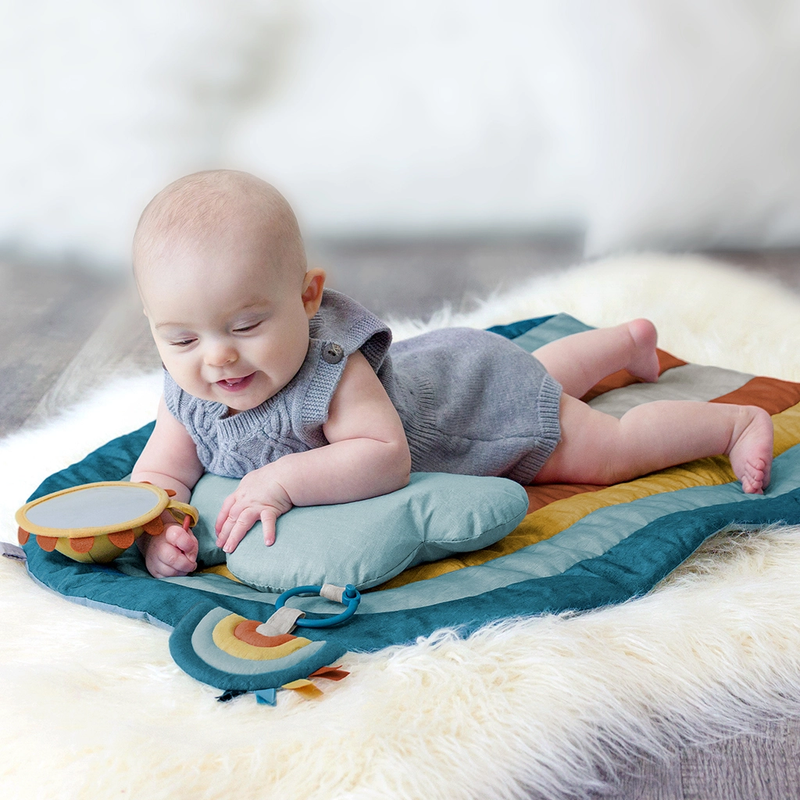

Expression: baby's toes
xmin=742 ymin=461 xmax=765 ymax=494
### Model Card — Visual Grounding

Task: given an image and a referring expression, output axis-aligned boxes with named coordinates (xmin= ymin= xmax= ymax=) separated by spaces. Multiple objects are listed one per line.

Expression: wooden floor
xmin=3 ymin=238 xmax=800 ymax=799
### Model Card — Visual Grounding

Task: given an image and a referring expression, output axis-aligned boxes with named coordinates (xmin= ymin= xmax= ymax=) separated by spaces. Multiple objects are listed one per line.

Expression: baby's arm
xmin=131 ymin=396 xmax=205 ymax=578
xmin=215 ymin=350 xmax=411 ymax=552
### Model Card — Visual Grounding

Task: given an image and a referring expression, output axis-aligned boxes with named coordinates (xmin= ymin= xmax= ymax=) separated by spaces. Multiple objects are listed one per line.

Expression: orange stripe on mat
xmin=710 ymin=375 xmax=800 ymax=415
xmin=580 ymin=349 xmax=686 ymax=402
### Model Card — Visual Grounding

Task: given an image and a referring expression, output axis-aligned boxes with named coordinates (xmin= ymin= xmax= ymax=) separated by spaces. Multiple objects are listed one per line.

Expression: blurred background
xmin=3 ymin=0 xmax=800 ymax=268
xmin=3 ymin=0 xmax=800 ymax=433
xmin=4 ymin=5 xmax=800 ymax=793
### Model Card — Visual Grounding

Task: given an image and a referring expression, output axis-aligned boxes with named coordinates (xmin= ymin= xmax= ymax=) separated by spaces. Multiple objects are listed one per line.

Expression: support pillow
xmin=189 ymin=471 xmax=530 ymax=592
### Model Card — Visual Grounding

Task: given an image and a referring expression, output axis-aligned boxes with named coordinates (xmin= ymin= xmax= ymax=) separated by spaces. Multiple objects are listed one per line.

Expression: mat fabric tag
xmin=282 ymin=679 xmax=324 ymax=698
xmin=309 ymin=665 xmax=350 ymax=681
xmin=255 ymin=688 xmax=278 ymax=706
xmin=1 ymin=543 xmax=27 ymax=562
xmin=216 ymin=689 xmax=247 ymax=703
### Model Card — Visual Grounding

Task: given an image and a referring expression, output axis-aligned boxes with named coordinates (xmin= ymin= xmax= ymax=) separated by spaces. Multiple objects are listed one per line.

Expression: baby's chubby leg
xmin=137 ymin=519 xmax=199 ymax=579
xmin=534 ymin=319 xmax=660 ymax=399
xmin=535 ymin=396 xmax=774 ymax=494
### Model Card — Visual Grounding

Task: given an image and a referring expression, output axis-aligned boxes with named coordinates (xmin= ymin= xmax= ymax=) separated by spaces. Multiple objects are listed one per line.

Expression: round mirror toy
xmin=16 ymin=481 xmax=199 ymax=564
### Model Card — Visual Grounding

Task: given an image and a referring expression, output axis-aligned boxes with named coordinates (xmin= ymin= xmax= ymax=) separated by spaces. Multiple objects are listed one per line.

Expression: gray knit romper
xmin=163 ymin=290 xmax=562 ymax=485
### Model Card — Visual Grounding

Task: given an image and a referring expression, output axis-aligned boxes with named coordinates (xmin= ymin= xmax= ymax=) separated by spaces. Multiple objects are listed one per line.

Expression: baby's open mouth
xmin=217 ymin=373 xmax=255 ymax=392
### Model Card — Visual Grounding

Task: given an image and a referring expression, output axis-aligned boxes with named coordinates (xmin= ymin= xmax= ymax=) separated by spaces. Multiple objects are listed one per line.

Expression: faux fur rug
xmin=3 ymin=254 xmax=800 ymax=800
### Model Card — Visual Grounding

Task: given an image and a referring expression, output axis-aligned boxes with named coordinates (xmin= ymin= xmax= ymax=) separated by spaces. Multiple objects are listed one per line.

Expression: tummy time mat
xmin=20 ymin=313 xmax=800 ymax=694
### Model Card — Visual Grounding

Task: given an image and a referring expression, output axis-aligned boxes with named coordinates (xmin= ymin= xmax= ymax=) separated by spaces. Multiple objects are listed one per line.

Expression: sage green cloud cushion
xmin=189 ymin=472 xmax=530 ymax=593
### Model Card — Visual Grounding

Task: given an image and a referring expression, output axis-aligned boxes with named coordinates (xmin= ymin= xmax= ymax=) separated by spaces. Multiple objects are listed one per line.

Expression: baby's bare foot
xmin=726 ymin=406 xmax=774 ymax=494
xmin=626 ymin=319 xmax=660 ymax=383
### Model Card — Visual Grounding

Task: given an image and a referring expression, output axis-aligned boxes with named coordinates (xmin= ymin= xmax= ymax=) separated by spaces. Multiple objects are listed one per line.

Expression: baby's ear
xmin=301 ymin=268 xmax=326 ymax=318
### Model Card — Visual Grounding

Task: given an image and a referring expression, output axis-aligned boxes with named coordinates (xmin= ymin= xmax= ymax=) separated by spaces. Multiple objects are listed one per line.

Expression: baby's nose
xmin=204 ymin=342 xmax=238 ymax=367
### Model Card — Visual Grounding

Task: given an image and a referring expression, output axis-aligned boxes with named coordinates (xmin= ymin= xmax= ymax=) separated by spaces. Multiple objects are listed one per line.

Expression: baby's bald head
xmin=133 ymin=170 xmax=307 ymax=295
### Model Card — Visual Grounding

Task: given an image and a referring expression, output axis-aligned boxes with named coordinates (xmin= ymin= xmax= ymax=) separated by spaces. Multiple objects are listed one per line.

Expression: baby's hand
xmin=215 ymin=466 xmax=293 ymax=553
xmin=139 ymin=520 xmax=199 ymax=579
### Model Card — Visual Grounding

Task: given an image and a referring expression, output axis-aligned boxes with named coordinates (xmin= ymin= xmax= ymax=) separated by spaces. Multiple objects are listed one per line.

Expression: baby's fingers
xmin=147 ymin=533 xmax=197 ymax=578
xmin=221 ymin=507 xmax=262 ymax=554
xmin=216 ymin=503 xmax=243 ymax=549
xmin=215 ymin=494 xmax=237 ymax=535
xmin=153 ymin=548 xmax=196 ymax=578
xmin=164 ymin=523 xmax=198 ymax=560
xmin=260 ymin=508 xmax=280 ymax=547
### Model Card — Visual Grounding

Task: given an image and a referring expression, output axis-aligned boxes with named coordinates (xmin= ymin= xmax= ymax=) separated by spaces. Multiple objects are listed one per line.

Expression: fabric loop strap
xmin=320 ymin=583 xmax=345 ymax=603
xmin=256 ymin=606 xmax=305 ymax=636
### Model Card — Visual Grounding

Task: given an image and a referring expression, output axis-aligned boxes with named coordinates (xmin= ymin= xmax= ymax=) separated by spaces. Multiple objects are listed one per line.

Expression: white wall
xmin=2 ymin=0 xmax=799 ymax=269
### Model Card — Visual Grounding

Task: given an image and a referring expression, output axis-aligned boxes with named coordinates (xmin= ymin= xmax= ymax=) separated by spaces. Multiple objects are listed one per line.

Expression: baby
xmin=131 ymin=170 xmax=774 ymax=580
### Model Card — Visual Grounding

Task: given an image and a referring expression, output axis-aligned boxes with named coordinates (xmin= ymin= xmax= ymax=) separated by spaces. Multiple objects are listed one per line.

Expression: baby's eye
xmin=170 ymin=338 xmax=196 ymax=348
xmin=233 ymin=321 xmax=262 ymax=333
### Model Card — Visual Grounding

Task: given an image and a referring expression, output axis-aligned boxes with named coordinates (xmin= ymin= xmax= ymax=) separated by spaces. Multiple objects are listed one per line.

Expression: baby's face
xmin=139 ymin=233 xmax=319 ymax=413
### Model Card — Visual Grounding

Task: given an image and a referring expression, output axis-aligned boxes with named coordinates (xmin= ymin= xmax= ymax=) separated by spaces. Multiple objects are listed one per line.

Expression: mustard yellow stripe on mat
xmin=379 ymin=401 xmax=800 ymax=591
xmin=197 ymin=563 xmax=242 ymax=582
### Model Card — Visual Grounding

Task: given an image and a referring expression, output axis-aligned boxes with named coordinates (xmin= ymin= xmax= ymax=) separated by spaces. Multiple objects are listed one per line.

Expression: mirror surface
xmin=26 ymin=485 xmax=160 ymax=530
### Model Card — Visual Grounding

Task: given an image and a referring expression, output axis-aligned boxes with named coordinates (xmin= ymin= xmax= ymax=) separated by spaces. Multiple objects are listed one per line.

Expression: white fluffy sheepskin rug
xmin=2 ymin=254 xmax=800 ymax=800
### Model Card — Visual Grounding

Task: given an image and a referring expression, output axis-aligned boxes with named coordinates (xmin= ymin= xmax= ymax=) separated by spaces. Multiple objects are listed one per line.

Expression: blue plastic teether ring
xmin=274 ymin=584 xmax=361 ymax=628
